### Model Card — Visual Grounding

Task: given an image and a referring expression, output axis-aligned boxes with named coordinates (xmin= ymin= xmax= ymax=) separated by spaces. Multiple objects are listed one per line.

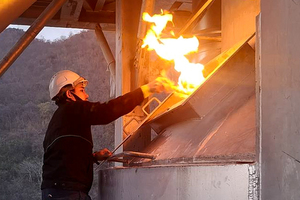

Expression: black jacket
xmin=41 ymin=88 xmax=144 ymax=193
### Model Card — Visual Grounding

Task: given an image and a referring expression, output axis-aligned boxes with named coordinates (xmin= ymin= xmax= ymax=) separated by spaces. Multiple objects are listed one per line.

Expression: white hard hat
xmin=49 ymin=70 xmax=88 ymax=99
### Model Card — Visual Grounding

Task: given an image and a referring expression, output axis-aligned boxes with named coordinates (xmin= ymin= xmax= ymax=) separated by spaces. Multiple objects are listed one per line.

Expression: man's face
xmin=72 ymin=83 xmax=89 ymax=101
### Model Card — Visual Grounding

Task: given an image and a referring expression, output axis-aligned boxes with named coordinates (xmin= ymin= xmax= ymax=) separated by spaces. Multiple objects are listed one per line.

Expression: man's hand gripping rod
xmin=96 ymin=96 xmax=163 ymax=170
xmin=96 ymin=134 xmax=132 ymax=169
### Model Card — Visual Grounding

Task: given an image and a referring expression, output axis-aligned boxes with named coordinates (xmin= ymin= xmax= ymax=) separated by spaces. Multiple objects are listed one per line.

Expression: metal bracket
xmin=142 ymin=97 xmax=161 ymax=116
xmin=123 ymin=97 xmax=162 ymax=135
xmin=123 ymin=117 xmax=139 ymax=136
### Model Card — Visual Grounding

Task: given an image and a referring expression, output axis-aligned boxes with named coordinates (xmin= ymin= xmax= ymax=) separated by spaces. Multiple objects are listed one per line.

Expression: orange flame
xmin=142 ymin=11 xmax=205 ymax=96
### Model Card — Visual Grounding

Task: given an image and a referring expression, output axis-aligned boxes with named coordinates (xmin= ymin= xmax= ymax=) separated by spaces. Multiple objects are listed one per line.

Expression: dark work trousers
xmin=42 ymin=188 xmax=91 ymax=200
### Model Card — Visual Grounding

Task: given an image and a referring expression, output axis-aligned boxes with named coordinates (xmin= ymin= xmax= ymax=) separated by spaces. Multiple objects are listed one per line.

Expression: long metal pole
xmin=0 ymin=0 xmax=37 ymax=33
xmin=95 ymin=24 xmax=116 ymax=97
xmin=96 ymin=134 xmax=132 ymax=170
xmin=0 ymin=0 xmax=68 ymax=78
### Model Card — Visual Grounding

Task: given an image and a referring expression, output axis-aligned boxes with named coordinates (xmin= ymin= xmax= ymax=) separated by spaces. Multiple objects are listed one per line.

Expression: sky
xmin=8 ymin=25 xmax=84 ymax=42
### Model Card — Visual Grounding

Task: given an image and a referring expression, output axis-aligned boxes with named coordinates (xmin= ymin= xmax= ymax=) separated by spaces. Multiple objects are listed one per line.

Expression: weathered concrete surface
xmin=115 ymin=0 xmax=146 ymax=155
xmin=260 ymin=0 xmax=300 ymax=199
xmin=99 ymin=164 xmax=250 ymax=200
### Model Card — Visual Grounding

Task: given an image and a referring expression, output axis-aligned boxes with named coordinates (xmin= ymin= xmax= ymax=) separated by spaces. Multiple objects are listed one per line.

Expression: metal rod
xmin=95 ymin=24 xmax=116 ymax=97
xmin=111 ymin=134 xmax=132 ymax=155
xmin=96 ymin=134 xmax=132 ymax=170
xmin=112 ymin=151 xmax=156 ymax=159
xmin=0 ymin=0 xmax=37 ymax=33
xmin=0 ymin=0 xmax=68 ymax=78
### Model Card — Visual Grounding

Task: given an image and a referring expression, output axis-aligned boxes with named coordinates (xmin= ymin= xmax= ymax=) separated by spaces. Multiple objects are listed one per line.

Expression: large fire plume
xmin=142 ymin=11 xmax=205 ymax=96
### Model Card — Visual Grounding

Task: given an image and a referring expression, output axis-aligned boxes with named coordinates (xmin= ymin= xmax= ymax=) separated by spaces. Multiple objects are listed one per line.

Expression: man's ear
xmin=66 ymin=90 xmax=76 ymax=101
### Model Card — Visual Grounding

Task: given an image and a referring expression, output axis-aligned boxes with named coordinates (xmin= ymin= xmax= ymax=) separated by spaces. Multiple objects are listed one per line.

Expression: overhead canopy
xmin=11 ymin=0 xmax=116 ymax=30
xmin=4 ymin=0 xmax=197 ymax=31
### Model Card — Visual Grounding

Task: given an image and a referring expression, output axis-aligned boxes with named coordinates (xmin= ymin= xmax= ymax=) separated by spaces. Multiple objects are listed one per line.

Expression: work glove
xmin=141 ymin=77 xmax=174 ymax=98
xmin=93 ymin=148 xmax=112 ymax=164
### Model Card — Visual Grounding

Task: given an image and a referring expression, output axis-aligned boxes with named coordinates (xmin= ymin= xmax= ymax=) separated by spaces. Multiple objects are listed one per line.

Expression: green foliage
xmin=0 ymin=132 xmax=42 ymax=200
xmin=0 ymin=28 xmax=115 ymax=199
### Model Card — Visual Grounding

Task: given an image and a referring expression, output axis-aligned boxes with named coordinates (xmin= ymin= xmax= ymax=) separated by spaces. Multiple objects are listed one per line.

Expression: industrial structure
xmin=1 ymin=0 xmax=300 ymax=199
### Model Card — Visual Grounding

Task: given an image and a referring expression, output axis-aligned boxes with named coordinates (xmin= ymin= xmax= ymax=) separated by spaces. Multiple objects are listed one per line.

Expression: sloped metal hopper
xmin=127 ymin=34 xmax=256 ymax=166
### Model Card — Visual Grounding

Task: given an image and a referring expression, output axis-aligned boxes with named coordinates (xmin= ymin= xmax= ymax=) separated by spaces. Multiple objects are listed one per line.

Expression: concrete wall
xmin=99 ymin=164 xmax=250 ymax=200
xmin=260 ymin=0 xmax=300 ymax=199
xmin=115 ymin=0 xmax=142 ymax=154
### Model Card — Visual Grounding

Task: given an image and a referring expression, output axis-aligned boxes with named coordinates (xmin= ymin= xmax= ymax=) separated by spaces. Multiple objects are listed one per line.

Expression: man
xmin=41 ymin=70 xmax=168 ymax=199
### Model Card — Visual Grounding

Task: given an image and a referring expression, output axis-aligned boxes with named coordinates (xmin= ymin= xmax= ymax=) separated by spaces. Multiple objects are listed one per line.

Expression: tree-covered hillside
xmin=0 ymin=28 xmax=115 ymax=200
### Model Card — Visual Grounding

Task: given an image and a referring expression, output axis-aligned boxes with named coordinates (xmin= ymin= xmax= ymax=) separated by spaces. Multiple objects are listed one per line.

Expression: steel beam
xmin=16 ymin=7 xmax=115 ymax=25
xmin=83 ymin=0 xmax=94 ymax=11
xmin=115 ymin=0 xmax=145 ymax=155
xmin=13 ymin=17 xmax=116 ymax=30
xmin=0 ymin=0 xmax=68 ymax=78
xmin=102 ymin=1 xmax=115 ymax=11
xmin=95 ymin=0 xmax=106 ymax=11
xmin=134 ymin=0 xmax=155 ymax=89
xmin=60 ymin=0 xmax=83 ymax=21
xmin=169 ymin=1 xmax=183 ymax=12
xmin=78 ymin=10 xmax=115 ymax=24
xmin=178 ymin=0 xmax=215 ymax=36
xmin=18 ymin=5 xmax=61 ymax=19
xmin=0 ymin=0 xmax=37 ymax=33
xmin=95 ymin=24 xmax=116 ymax=97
